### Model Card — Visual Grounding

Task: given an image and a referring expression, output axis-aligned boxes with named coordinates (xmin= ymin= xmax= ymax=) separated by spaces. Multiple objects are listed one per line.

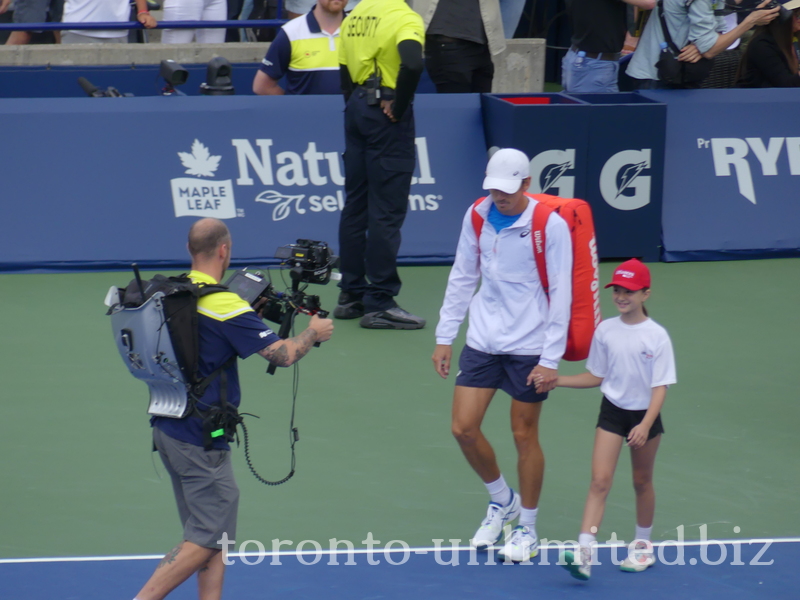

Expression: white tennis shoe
xmin=561 ymin=545 xmax=592 ymax=580
xmin=470 ymin=490 xmax=521 ymax=549
xmin=499 ymin=525 xmax=539 ymax=562
xmin=621 ymin=540 xmax=656 ymax=572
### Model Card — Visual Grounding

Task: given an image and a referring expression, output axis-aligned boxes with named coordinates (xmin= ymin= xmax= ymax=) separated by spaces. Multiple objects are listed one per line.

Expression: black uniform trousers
xmin=339 ymin=88 xmax=416 ymax=313
xmin=424 ymin=35 xmax=494 ymax=94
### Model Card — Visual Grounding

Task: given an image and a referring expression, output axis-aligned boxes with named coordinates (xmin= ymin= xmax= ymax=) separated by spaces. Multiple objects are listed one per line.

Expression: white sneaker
xmin=561 ymin=545 xmax=592 ymax=581
xmin=620 ymin=540 xmax=656 ymax=572
xmin=498 ymin=525 xmax=539 ymax=562
xmin=470 ymin=490 xmax=521 ymax=549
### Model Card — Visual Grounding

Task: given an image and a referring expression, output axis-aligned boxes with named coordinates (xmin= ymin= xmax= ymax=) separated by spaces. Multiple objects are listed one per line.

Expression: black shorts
xmin=596 ymin=396 xmax=664 ymax=440
xmin=455 ymin=345 xmax=548 ymax=403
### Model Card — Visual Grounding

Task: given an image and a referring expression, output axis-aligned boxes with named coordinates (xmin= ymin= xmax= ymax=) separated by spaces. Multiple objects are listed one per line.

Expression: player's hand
xmin=627 ymin=424 xmax=650 ymax=449
xmin=529 ymin=365 xmax=557 ymax=392
xmin=381 ymin=99 xmax=397 ymax=122
xmin=432 ymin=344 xmax=452 ymax=379
xmin=309 ymin=314 xmax=334 ymax=343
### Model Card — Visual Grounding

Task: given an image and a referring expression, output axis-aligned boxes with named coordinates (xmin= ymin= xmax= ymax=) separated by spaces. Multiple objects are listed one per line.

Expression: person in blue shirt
xmin=253 ymin=0 xmax=345 ymax=95
xmin=134 ymin=218 xmax=334 ymax=600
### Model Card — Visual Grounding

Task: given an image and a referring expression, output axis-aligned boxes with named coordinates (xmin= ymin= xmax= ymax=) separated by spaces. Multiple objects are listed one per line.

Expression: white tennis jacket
xmin=435 ymin=197 xmax=573 ymax=370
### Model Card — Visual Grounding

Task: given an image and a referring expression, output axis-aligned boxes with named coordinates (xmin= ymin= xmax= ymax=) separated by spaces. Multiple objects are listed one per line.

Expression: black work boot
xmin=333 ymin=292 xmax=365 ymax=319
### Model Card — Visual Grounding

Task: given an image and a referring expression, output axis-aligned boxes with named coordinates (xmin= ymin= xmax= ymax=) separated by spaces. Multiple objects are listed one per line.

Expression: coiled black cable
xmin=239 ymin=310 xmax=301 ymax=486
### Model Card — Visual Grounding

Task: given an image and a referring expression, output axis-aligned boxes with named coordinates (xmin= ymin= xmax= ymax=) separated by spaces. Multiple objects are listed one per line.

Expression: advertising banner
xmin=641 ymin=89 xmax=800 ymax=261
xmin=0 ymin=94 xmax=487 ymax=272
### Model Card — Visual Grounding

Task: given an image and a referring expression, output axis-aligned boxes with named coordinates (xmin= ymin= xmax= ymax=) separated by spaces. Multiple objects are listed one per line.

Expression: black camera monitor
xmin=224 ymin=270 xmax=271 ymax=305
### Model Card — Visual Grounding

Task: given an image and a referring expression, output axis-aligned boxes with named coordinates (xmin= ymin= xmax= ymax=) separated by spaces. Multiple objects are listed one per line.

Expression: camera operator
xmin=134 ymin=217 xmax=333 ymax=600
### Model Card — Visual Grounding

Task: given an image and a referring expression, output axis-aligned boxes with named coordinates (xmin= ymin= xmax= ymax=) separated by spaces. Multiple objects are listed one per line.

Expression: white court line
xmin=1 ymin=537 xmax=799 ymax=565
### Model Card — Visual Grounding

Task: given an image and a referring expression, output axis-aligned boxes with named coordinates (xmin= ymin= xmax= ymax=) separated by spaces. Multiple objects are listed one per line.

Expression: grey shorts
xmin=61 ymin=31 xmax=128 ymax=44
xmin=153 ymin=427 xmax=240 ymax=549
xmin=12 ymin=0 xmax=63 ymax=24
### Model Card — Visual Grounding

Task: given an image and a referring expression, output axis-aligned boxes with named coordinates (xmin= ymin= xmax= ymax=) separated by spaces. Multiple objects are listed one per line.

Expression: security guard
xmin=334 ymin=0 xmax=427 ymax=330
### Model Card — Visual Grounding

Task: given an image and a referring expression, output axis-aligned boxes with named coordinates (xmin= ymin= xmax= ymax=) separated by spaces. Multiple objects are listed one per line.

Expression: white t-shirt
xmin=586 ymin=316 xmax=677 ymax=411
xmin=63 ymin=0 xmax=130 ymax=38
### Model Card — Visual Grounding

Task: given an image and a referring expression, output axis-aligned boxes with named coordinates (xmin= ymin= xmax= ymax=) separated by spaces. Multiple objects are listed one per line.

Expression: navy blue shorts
xmin=455 ymin=345 xmax=548 ymax=403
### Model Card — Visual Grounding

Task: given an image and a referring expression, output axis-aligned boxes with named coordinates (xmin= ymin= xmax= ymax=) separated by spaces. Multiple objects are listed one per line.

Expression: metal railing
xmin=0 ymin=20 xmax=287 ymax=31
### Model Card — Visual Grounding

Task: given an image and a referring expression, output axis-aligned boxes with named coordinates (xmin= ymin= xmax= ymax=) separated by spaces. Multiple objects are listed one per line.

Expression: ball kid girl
xmin=539 ymin=258 xmax=676 ymax=580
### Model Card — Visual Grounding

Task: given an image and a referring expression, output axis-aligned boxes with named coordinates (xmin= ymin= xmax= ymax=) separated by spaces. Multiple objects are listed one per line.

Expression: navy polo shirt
xmin=259 ymin=8 xmax=342 ymax=95
xmin=152 ymin=271 xmax=281 ymax=450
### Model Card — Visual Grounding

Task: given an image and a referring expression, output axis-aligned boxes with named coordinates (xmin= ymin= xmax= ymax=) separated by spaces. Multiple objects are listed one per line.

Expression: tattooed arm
xmin=258 ymin=314 xmax=334 ymax=367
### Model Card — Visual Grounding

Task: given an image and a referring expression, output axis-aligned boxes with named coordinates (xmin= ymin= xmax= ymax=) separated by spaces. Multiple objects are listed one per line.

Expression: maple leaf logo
xmin=177 ymin=139 xmax=221 ymax=177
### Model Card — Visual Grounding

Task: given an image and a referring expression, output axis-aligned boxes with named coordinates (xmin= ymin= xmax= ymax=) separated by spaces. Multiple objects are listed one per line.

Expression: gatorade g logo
xmin=599 ymin=149 xmax=651 ymax=211
xmin=529 ymin=149 xmax=575 ymax=197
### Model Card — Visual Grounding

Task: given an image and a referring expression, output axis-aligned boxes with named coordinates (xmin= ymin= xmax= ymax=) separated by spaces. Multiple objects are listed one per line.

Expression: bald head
xmin=188 ymin=218 xmax=231 ymax=260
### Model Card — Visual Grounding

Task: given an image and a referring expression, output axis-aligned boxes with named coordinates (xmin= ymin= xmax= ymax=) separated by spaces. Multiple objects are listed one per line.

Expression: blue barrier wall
xmin=0 ymin=94 xmax=485 ymax=272
xmin=3 ymin=88 xmax=799 ymax=272
xmin=0 ymin=64 xmax=439 ymax=99
xmin=641 ymin=88 xmax=800 ymax=262
xmin=481 ymin=93 xmax=665 ymax=261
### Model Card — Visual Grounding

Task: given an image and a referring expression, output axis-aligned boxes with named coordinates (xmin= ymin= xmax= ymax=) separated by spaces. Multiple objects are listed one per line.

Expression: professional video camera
xmin=77 ymin=76 xmax=132 ymax=98
xmin=224 ymin=240 xmax=339 ymax=370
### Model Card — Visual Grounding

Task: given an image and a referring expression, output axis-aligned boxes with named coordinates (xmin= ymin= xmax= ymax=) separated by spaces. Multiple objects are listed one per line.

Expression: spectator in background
xmin=697 ymin=2 xmax=744 ymax=87
xmin=61 ymin=0 xmax=156 ymax=44
xmin=736 ymin=0 xmax=800 ymax=86
xmin=627 ymin=0 xmax=779 ymax=88
xmin=562 ymin=0 xmax=656 ymax=93
xmin=413 ymin=0 xmax=505 ymax=93
xmin=622 ymin=4 xmax=645 ymax=55
xmin=284 ymin=0 xmax=357 ymax=19
xmin=252 ymin=0 xmax=344 ymax=95
xmin=499 ymin=0 xmax=524 ymax=38
xmin=225 ymin=0 xmax=242 ymax=41
xmin=1 ymin=0 xmax=63 ymax=45
xmin=162 ymin=0 xmax=225 ymax=43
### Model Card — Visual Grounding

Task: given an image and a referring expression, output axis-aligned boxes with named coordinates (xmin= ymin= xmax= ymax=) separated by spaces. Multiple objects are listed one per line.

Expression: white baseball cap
xmin=482 ymin=148 xmax=531 ymax=194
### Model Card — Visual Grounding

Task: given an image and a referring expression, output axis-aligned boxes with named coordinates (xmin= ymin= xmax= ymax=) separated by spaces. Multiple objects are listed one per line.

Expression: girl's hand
xmin=529 ymin=365 xmax=557 ymax=392
xmin=627 ymin=424 xmax=650 ymax=449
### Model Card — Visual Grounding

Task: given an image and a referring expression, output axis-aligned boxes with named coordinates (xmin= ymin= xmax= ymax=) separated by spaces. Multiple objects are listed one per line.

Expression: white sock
xmin=635 ymin=524 xmax=653 ymax=542
xmin=485 ymin=475 xmax=512 ymax=506
xmin=578 ymin=532 xmax=596 ymax=548
xmin=519 ymin=507 xmax=538 ymax=531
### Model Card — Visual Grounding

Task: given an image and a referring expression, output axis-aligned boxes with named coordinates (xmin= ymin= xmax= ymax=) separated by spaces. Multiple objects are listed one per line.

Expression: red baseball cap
xmin=605 ymin=258 xmax=651 ymax=291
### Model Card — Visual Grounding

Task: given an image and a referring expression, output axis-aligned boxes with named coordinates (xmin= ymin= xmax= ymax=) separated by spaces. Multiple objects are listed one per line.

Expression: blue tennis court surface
xmin=2 ymin=540 xmax=795 ymax=600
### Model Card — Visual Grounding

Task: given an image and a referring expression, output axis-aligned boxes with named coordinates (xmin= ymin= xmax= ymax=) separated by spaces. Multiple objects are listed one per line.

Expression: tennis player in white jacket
xmin=433 ymin=148 xmax=573 ymax=562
